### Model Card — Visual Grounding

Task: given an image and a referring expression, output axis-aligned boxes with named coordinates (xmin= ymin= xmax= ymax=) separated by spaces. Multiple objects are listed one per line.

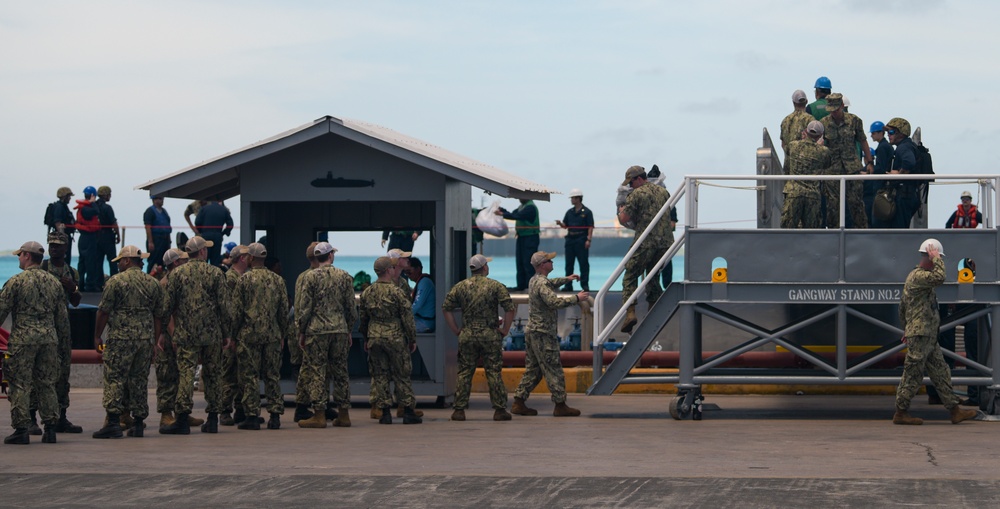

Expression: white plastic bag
xmin=476 ymin=200 xmax=509 ymax=237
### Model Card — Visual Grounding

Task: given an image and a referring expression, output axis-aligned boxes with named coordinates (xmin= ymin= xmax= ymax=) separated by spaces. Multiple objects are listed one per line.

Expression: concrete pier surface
xmin=1 ymin=389 xmax=997 ymax=508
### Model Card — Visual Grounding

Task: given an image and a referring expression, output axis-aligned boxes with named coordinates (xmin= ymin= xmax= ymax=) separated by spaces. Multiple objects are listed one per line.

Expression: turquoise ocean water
xmin=0 ymin=254 xmax=684 ymax=291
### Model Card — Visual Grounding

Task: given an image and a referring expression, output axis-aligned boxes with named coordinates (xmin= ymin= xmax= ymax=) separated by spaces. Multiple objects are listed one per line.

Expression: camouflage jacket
xmin=296 ymin=265 xmax=357 ymax=335
xmin=780 ymin=110 xmax=813 ymax=154
xmin=99 ymin=266 xmax=165 ymax=342
xmin=900 ymin=257 xmax=945 ymax=338
xmin=41 ymin=260 xmax=79 ymax=303
xmin=822 ymin=112 xmax=866 ymax=172
xmin=360 ymin=281 xmax=416 ymax=345
xmin=225 ymin=267 xmax=244 ymax=325
xmin=623 ymin=182 xmax=673 ymax=249
xmin=0 ymin=266 xmax=69 ymax=345
xmin=784 ymin=139 xmax=831 ymax=199
xmin=164 ymin=259 xmax=231 ymax=345
xmin=442 ymin=275 xmax=515 ymax=337
xmin=232 ymin=266 xmax=289 ymax=345
xmin=393 ymin=275 xmax=411 ymax=296
xmin=525 ymin=274 xmax=579 ymax=336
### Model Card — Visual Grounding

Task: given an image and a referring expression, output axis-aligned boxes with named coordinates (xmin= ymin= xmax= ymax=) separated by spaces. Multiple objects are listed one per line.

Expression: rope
xmin=697 ymin=181 xmax=765 ymax=191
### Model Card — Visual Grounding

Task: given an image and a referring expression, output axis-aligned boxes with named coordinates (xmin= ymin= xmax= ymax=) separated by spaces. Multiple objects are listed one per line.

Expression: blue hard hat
xmin=224 ymin=241 xmax=237 ymax=252
xmin=814 ymin=76 xmax=831 ymax=89
xmin=870 ymin=121 xmax=885 ymax=133
xmin=84 ymin=185 xmax=97 ymax=196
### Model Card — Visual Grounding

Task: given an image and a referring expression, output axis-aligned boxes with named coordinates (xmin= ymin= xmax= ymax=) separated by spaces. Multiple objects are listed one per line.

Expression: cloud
xmin=678 ymin=98 xmax=739 ymax=114
xmin=735 ymin=51 xmax=782 ymax=71
xmin=581 ymin=127 xmax=660 ymax=145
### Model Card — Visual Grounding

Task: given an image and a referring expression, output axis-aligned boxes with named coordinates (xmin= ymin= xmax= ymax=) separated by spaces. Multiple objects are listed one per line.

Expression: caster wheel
xmin=669 ymin=396 xmax=688 ymax=420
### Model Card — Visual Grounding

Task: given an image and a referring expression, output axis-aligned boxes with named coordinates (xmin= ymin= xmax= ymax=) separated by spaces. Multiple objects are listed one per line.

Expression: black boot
xmin=325 ymin=402 xmax=339 ymax=421
xmin=293 ymin=403 xmax=313 ymax=422
xmin=28 ymin=410 xmax=42 ymax=436
xmin=233 ymin=407 xmax=247 ymax=425
xmin=127 ymin=418 xmax=144 ymax=437
xmin=403 ymin=406 xmax=423 ymax=425
xmin=238 ymin=412 xmax=260 ymax=430
xmin=56 ymin=408 xmax=83 ymax=433
xmin=160 ymin=412 xmax=191 ymax=435
xmin=267 ymin=413 xmax=281 ymax=430
xmin=201 ymin=412 xmax=219 ymax=433
xmin=4 ymin=428 xmax=29 ymax=445
xmin=41 ymin=422 xmax=57 ymax=443
xmin=379 ymin=406 xmax=392 ymax=424
xmin=93 ymin=413 xmax=123 ymax=439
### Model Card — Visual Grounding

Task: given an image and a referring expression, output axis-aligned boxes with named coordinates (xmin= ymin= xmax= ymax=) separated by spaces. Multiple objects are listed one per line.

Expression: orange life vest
xmin=953 ymin=204 xmax=978 ymax=229
xmin=74 ymin=199 xmax=101 ymax=233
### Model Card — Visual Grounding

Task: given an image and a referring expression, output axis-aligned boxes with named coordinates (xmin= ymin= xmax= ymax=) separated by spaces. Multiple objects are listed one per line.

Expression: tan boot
xmin=397 ymin=407 xmax=424 ymax=418
xmin=511 ymin=397 xmax=538 ymax=416
xmin=187 ymin=415 xmax=205 ymax=427
xmin=553 ymin=402 xmax=581 ymax=417
xmin=493 ymin=408 xmax=512 ymax=421
xmin=159 ymin=412 xmax=175 ymax=427
xmin=892 ymin=410 xmax=923 ymax=425
xmin=371 ymin=407 xmax=380 ymax=419
xmin=298 ymin=411 xmax=327 ymax=429
xmin=120 ymin=414 xmax=134 ymax=429
xmin=620 ymin=305 xmax=637 ymax=334
xmin=333 ymin=407 xmax=351 ymax=427
xmin=950 ymin=405 xmax=977 ymax=424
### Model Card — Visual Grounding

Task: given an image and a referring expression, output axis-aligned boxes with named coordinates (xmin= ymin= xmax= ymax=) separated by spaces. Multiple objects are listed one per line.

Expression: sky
xmin=3 ymin=0 xmax=998 ymax=256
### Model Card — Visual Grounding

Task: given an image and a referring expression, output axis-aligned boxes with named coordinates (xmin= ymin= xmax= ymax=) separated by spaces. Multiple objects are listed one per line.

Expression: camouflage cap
xmin=13 ymin=241 xmax=45 ymax=256
xmin=112 ymin=245 xmax=150 ymax=262
xmin=247 ymin=242 xmax=267 ymax=258
xmin=621 ymin=165 xmax=646 ymax=186
xmin=163 ymin=248 xmax=189 ymax=266
xmin=57 ymin=187 xmax=74 ymax=199
xmin=374 ymin=256 xmax=396 ymax=274
xmin=97 ymin=185 xmax=112 ymax=197
xmin=530 ymin=251 xmax=557 ymax=267
xmin=886 ymin=117 xmax=911 ymax=137
xmin=469 ymin=254 xmax=492 ymax=271
xmin=792 ymin=89 xmax=807 ymax=104
xmin=305 ymin=241 xmax=319 ymax=259
xmin=185 ymin=235 xmax=214 ymax=252
xmin=806 ymin=120 xmax=825 ymax=137
xmin=387 ymin=248 xmax=411 ymax=259
xmin=47 ymin=231 xmax=68 ymax=245
xmin=314 ymin=242 xmax=337 ymax=257
xmin=824 ymin=93 xmax=844 ymax=112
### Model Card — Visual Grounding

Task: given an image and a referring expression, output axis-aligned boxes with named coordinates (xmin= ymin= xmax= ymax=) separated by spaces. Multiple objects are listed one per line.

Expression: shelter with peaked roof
xmin=138 ymin=115 xmax=556 ymax=399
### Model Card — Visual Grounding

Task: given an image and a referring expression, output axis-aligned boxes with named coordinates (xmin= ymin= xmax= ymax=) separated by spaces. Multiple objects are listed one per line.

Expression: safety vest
xmin=74 ymin=199 xmax=100 ymax=233
xmin=515 ymin=201 xmax=539 ymax=237
xmin=953 ymin=205 xmax=978 ymax=229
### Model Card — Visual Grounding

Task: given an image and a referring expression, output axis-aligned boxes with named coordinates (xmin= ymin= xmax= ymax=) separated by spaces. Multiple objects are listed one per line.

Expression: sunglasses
xmin=887 ymin=129 xmax=897 ymax=135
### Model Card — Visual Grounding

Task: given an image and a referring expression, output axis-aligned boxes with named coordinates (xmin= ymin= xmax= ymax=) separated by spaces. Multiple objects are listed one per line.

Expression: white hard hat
xmin=568 ymin=188 xmax=583 ymax=198
xmin=918 ymin=238 xmax=945 ymax=257
xmin=961 ymin=191 xmax=973 ymax=199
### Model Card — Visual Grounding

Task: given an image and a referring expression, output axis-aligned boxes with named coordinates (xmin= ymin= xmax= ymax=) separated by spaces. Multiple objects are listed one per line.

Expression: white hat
xmin=961 ymin=191 xmax=973 ymax=199
xmin=314 ymin=242 xmax=337 ymax=256
xmin=568 ymin=188 xmax=583 ymax=198
xmin=918 ymin=238 xmax=945 ymax=257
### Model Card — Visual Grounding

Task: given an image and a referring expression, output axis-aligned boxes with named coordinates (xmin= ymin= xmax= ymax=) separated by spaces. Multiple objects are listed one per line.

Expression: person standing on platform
xmin=381 ymin=230 xmax=421 ymax=252
xmin=867 ymin=121 xmax=895 ymax=225
xmin=806 ymin=76 xmax=832 ymax=120
xmin=781 ymin=121 xmax=831 ymax=229
xmin=143 ymin=196 xmax=172 ymax=274
xmin=780 ymin=90 xmax=814 ymax=174
xmin=821 ymin=93 xmax=873 ymax=228
xmin=194 ymin=198 xmax=234 ymax=266
xmin=91 ymin=246 xmax=164 ymax=439
xmin=945 ymin=191 xmax=982 ymax=229
xmin=0 ymin=241 xmax=69 ymax=445
xmin=90 ymin=186 xmax=121 ymax=288
xmin=511 ymin=251 xmax=587 ymax=417
xmin=183 ymin=199 xmax=208 ymax=235
xmin=892 ymin=239 xmax=977 ymax=425
xmin=884 ymin=117 xmax=922 ymax=229
xmin=44 ymin=187 xmax=76 ymax=265
xmin=75 ymin=186 xmax=100 ymax=292
xmin=443 ymin=254 xmax=515 ymax=422
xmin=497 ymin=198 xmax=540 ymax=291
xmin=555 ymin=188 xmax=594 ymax=292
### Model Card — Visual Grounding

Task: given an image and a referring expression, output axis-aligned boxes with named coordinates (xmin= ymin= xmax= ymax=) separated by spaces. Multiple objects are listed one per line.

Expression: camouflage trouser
xmin=368 ymin=344 xmax=414 ymax=407
xmin=30 ymin=332 xmax=72 ymax=412
xmin=367 ymin=336 xmax=415 ymax=410
xmin=895 ymin=335 xmax=960 ymax=411
xmin=175 ymin=341 xmax=224 ymax=415
xmin=220 ymin=347 xmax=241 ymax=413
xmin=299 ymin=333 xmax=351 ymax=412
xmin=237 ymin=339 xmax=284 ymax=416
xmin=101 ymin=339 xmax=152 ymax=419
xmin=6 ymin=342 xmax=59 ymax=429
xmin=622 ymin=242 xmax=667 ymax=306
xmin=454 ymin=331 xmax=507 ymax=410
xmin=780 ymin=196 xmax=822 ymax=229
xmin=513 ymin=332 xmax=566 ymax=403
xmin=824 ymin=179 xmax=868 ymax=228
xmin=155 ymin=334 xmax=179 ymax=414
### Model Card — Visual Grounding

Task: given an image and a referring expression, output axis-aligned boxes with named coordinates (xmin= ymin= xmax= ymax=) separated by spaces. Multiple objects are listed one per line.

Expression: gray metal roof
xmin=137 ymin=115 xmax=556 ymax=201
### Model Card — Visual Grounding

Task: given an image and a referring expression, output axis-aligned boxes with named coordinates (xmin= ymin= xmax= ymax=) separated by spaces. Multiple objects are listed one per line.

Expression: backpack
xmin=43 ymin=202 xmax=57 ymax=229
xmin=914 ymin=143 xmax=934 ymax=182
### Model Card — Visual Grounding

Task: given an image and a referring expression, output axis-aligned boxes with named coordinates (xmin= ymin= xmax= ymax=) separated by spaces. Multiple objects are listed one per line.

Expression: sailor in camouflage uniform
xmin=893 ymin=239 xmax=978 ymax=425
xmin=160 ymin=236 xmax=232 ymax=434
xmin=617 ymin=165 xmax=673 ymax=333
xmin=781 ymin=121 xmax=831 ymax=229
xmin=296 ymin=242 xmax=357 ymax=428
xmin=220 ymin=244 xmax=249 ymax=426
xmin=359 ymin=256 xmax=422 ymax=424
xmin=821 ymin=93 xmax=874 ymax=228
xmin=291 ymin=242 xmax=320 ymax=422
xmin=28 ymin=232 xmax=83 ymax=435
xmin=231 ymin=243 xmax=289 ymax=430
xmin=0 ymin=241 xmax=69 ymax=444
xmin=779 ymin=89 xmax=814 ymax=174
xmin=512 ymin=252 xmax=588 ymax=417
xmin=442 ymin=254 xmax=516 ymax=421
xmin=379 ymin=248 xmax=424 ymax=419
xmin=91 ymin=246 xmax=165 ymax=438
xmin=155 ymin=248 xmax=204 ymax=431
